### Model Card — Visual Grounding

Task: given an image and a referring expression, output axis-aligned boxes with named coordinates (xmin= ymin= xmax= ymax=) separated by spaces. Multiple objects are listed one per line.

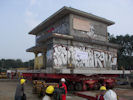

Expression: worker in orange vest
xmin=60 ymin=78 xmax=67 ymax=100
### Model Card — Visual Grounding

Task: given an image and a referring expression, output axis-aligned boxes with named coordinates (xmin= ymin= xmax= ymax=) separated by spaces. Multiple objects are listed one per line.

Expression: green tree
xmin=109 ymin=34 xmax=133 ymax=70
xmin=0 ymin=59 xmax=34 ymax=70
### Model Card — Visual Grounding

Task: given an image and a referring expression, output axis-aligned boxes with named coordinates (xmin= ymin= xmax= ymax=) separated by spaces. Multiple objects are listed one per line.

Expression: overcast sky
xmin=0 ymin=0 xmax=133 ymax=61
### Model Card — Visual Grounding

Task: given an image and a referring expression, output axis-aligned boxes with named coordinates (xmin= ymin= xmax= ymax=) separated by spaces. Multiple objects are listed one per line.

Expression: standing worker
xmin=15 ymin=79 xmax=26 ymax=100
xmin=104 ymin=89 xmax=118 ymax=100
xmin=96 ymin=86 xmax=107 ymax=100
xmin=42 ymin=85 xmax=54 ymax=100
xmin=60 ymin=78 xmax=67 ymax=100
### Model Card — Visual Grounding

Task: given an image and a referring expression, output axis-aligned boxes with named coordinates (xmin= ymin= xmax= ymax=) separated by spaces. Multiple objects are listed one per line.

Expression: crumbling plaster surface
xmin=70 ymin=14 xmax=108 ymax=42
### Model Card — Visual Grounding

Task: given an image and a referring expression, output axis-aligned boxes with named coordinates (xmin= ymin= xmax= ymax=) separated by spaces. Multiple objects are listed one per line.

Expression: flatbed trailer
xmin=22 ymin=72 xmax=119 ymax=91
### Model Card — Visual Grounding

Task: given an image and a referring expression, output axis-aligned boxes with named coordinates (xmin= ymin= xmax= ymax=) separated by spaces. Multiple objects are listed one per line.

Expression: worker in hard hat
xmin=42 ymin=85 xmax=54 ymax=100
xmin=59 ymin=78 xmax=67 ymax=100
xmin=104 ymin=89 xmax=118 ymax=100
xmin=96 ymin=86 xmax=107 ymax=100
xmin=15 ymin=79 xmax=26 ymax=100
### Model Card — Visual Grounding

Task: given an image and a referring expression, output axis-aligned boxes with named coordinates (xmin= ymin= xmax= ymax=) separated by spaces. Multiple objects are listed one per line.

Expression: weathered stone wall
xmin=45 ymin=38 xmax=117 ymax=70
xmin=46 ymin=48 xmax=53 ymax=71
xmin=36 ymin=14 xmax=109 ymax=46
xmin=45 ymin=40 xmax=53 ymax=67
xmin=53 ymin=45 xmax=117 ymax=69
xmin=70 ymin=14 xmax=108 ymax=42
xmin=34 ymin=14 xmax=117 ymax=71
xmin=36 ymin=15 xmax=69 ymax=45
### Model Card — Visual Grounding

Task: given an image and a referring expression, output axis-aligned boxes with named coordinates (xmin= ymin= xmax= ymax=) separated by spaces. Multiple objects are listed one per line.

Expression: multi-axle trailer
xmin=22 ymin=72 xmax=118 ymax=91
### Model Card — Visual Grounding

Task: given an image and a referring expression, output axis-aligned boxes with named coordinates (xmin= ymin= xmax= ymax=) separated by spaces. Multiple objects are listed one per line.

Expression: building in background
xmin=27 ymin=7 xmax=119 ymax=73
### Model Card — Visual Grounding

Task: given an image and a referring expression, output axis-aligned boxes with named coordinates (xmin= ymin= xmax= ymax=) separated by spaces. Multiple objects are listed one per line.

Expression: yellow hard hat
xmin=46 ymin=85 xmax=54 ymax=94
xmin=20 ymin=79 xmax=26 ymax=84
xmin=100 ymin=86 xmax=106 ymax=91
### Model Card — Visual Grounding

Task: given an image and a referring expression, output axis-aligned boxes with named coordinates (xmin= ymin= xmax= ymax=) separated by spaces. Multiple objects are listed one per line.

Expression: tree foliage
xmin=109 ymin=34 xmax=133 ymax=70
xmin=0 ymin=59 xmax=34 ymax=70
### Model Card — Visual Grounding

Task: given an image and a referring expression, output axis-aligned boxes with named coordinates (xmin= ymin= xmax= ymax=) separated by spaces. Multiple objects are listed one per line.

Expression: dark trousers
xmin=15 ymin=96 xmax=22 ymax=100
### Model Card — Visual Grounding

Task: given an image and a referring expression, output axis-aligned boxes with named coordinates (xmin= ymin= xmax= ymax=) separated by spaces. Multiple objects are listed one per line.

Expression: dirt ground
xmin=114 ymin=88 xmax=133 ymax=100
xmin=0 ymin=80 xmax=40 ymax=100
xmin=0 ymin=80 xmax=133 ymax=100
xmin=0 ymin=80 xmax=85 ymax=100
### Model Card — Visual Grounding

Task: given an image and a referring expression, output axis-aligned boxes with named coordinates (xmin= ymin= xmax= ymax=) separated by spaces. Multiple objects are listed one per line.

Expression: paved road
xmin=0 ymin=80 xmax=41 ymax=100
xmin=0 ymin=80 xmax=132 ymax=100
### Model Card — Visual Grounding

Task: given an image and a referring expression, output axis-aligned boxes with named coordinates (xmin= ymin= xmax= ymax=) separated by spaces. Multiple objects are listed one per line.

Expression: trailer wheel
xmin=68 ymin=84 xmax=74 ymax=91
xmin=86 ymin=84 xmax=90 ymax=90
xmin=75 ymin=83 xmax=83 ymax=91
xmin=93 ymin=83 xmax=100 ymax=90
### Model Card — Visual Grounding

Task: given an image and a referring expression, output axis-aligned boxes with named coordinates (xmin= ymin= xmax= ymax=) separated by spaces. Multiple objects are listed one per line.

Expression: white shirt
xmin=42 ymin=95 xmax=51 ymax=100
xmin=104 ymin=90 xmax=117 ymax=100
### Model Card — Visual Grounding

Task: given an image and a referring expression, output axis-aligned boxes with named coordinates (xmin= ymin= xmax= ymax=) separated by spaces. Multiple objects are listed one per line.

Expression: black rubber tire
xmin=93 ymin=83 xmax=101 ymax=90
xmin=68 ymin=84 xmax=74 ymax=91
xmin=75 ymin=83 xmax=83 ymax=91
xmin=86 ymin=84 xmax=90 ymax=90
